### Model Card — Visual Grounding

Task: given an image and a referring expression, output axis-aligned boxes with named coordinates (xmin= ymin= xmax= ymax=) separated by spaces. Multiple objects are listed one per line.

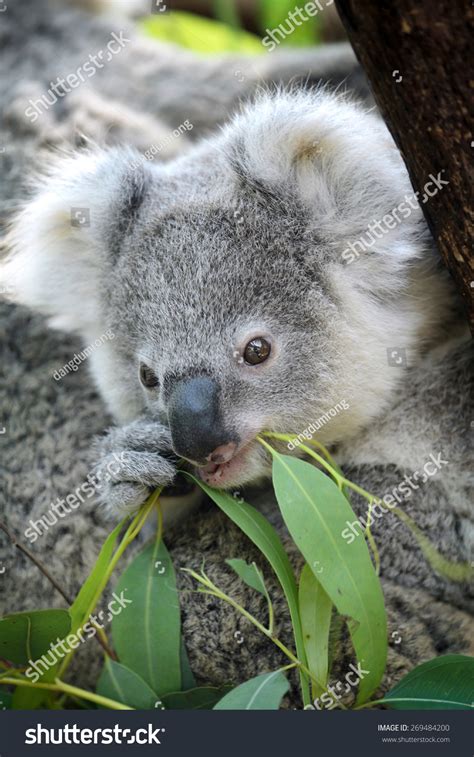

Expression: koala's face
xmin=106 ymin=163 xmax=342 ymax=487
xmin=2 ymin=92 xmax=442 ymax=489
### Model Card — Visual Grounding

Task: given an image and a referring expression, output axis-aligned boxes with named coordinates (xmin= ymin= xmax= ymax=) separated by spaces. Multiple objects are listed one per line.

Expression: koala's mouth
xmin=197 ymin=441 xmax=255 ymax=488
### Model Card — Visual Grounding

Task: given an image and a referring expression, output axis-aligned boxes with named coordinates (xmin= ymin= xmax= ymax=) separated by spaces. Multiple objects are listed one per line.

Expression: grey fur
xmin=0 ymin=0 xmax=472 ymax=707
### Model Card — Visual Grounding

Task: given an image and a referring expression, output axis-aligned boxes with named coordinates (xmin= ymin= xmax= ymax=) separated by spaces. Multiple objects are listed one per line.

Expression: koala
xmin=1 ymin=89 xmax=464 ymax=510
xmin=0 ymin=0 xmax=472 ymax=704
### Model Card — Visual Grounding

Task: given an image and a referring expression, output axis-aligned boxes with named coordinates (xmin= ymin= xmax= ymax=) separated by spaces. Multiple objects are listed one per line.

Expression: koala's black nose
xmin=168 ymin=377 xmax=235 ymax=464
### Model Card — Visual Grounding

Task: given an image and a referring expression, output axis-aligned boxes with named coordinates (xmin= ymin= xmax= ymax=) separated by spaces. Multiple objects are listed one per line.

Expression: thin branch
xmin=0 ymin=519 xmax=118 ymax=661
xmin=0 ymin=519 xmax=72 ymax=603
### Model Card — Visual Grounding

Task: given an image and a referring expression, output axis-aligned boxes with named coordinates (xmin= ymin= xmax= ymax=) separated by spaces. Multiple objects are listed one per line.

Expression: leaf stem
xmin=0 ymin=677 xmax=132 ymax=710
xmin=183 ymin=567 xmax=325 ymax=691
xmin=364 ymin=502 xmax=381 ymax=576
xmin=259 ymin=433 xmax=381 ymax=504
xmin=258 ymin=434 xmax=343 ymax=487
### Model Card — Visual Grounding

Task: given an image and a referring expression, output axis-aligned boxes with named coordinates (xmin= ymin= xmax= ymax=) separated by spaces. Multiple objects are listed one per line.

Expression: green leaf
xmin=179 ymin=639 xmax=196 ymax=691
xmin=0 ymin=610 xmax=71 ymax=665
xmin=259 ymin=0 xmax=294 ymax=28
xmin=226 ymin=559 xmax=267 ymax=595
xmin=213 ymin=0 xmax=242 ymax=29
xmin=112 ymin=539 xmax=181 ymax=696
xmin=0 ymin=615 xmax=30 ymax=665
xmin=69 ymin=520 xmax=124 ymax=633
xmin=97 ymin=659 xmax=158 ymax=709
xmin=187 ymin=474 xmax=311 ymax=706
xmin=14 ymin=520 xmax=125 ymax=709
xmin=10 ymin=610 xmax=70 ymax=661
xmin=141 ymin=12 xmax=263 ymax=55
xmin=162 ymin=685 xmax=232 ymax=710
xmin=298 ymin=564 xmax=332 ymax=698
xmin=6 ymin=610 xmax=71 ymax=709
xmin=378 ymin=655 xmax=474 ymax=710
xmin=0 ymin=691 xmax=12 ymax=710
xmin=13 ymin=673 xmax=52 ymax=710
xmin=213 ymin=670 xmax=289 ymax=710
xmin=270 ymin=455 xmax=387 ymax=704
xmin=258 ymin=0 xmax=321 ymax=46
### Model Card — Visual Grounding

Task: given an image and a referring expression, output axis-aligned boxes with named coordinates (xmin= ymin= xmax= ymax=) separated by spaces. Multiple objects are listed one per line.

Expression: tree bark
xmin=335 ymin=0 xmax=474 ymax=332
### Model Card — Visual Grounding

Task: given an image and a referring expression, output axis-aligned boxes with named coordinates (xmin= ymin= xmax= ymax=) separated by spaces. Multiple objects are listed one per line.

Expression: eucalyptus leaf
xmin=69 ymin=520 xmax=124 ymax=632
xmin=0 ymin=610 xmax=70 ymax=665
xmin=13 ymin=664 xmax=55 ymax=709
xmin=187 ymin=473 xmax=310 ymax=706
xmin=8 ymin=609 xmax=71 ymax=709
xmin=10 ymin=610 xmax=71 ymax=661
xmin=97 ymin=658 xmax=158 ymax=709
xmin=141 ymin=12 xmax=263 ymax=55
xmin=180 ymin=639 xmax=196 ymax=691
xmin=0 ymin=615 xmax=30 ymax=665
xmin=17 ymin=519 xmax=125 ymax=709
xmin=0 ymin=691 xmax=12 ymax=710
xmin=162 ymin=685 xmax=232 ymax=710
xmin=214 ymin=670 xmax=289 ymax=710
xmin=226 ymin=558 xmax=267 ymax=596
xmin=112 ymin=539 xmax=181 ymax=696
xmin=379 ymin=655 xmax=474 ymax=710
xmin=298 ymin=564 xmax=332 ymax=698
xmin=270 ymin=454 xmax=387 ymax=704
xmin=213 ymin=0 xmax=241 ymax=29
xmin=258 ymin=0 xmax=321 ymax=45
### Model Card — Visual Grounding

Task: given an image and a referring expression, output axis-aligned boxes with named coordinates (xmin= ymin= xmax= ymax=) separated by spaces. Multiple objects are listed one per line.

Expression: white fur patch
xmin=1 ymin=150 xmax=135 ymax=333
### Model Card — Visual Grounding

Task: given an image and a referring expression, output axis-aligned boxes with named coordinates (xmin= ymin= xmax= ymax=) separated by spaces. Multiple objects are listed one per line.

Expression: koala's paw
xmin=92 ymin=418 xmax=177 ymax=517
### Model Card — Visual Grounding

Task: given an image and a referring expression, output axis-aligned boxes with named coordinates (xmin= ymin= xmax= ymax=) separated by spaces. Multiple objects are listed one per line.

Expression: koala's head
xmin=1 ymin=91 xmax=453 ymax=488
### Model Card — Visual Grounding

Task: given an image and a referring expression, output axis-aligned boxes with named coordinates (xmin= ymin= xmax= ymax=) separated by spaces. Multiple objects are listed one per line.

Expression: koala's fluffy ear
xmin=0 ymin=148 xmax=149 ymax=332
xmin=224 ymin=91 xmax=423 ymax=273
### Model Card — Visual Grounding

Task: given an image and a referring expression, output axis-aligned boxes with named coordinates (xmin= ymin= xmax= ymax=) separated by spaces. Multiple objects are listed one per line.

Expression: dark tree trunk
xmin=335 ymin=0 xmax=474 ymax=332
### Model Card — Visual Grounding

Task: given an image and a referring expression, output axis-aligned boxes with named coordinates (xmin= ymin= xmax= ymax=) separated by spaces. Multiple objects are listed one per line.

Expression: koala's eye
xmin=243 ymin=337 xmax=271 ymax=365
xmin=139 ymin=363 xmax=159 ymax=388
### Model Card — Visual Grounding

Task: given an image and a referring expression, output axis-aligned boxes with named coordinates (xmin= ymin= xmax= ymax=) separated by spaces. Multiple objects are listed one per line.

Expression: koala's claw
xmin=93 ymin=419 xmax=178 ymax=516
